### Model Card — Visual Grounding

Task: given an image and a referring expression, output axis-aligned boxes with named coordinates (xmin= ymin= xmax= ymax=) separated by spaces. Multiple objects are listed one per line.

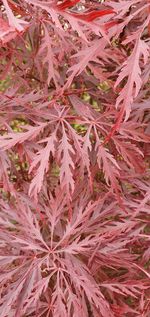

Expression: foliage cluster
xmin=0 ymin=0 xmax=150 ymax=316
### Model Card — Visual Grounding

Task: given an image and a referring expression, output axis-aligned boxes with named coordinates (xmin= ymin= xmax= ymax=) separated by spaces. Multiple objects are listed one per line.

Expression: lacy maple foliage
xmin=0 ymin=0 xmax=150 ymax=316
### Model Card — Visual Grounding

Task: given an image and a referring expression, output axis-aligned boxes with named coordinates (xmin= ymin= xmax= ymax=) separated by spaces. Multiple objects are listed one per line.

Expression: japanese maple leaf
xmin=29 ymin=130 xmax=57 ymax=199
xmin=57 ymin=124 xmax=75 ymax=197
xmin=2 ymin=0 xmax=28 ymax=31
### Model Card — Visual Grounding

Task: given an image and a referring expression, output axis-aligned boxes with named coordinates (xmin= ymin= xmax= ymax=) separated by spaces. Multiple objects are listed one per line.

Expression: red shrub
xmin=0 ymin=1 xmax=150 ymax=316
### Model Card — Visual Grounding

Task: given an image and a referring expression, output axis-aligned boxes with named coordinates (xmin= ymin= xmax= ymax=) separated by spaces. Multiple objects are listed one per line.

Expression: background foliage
xmin=0 ymin=0 xmax=150 ymax=316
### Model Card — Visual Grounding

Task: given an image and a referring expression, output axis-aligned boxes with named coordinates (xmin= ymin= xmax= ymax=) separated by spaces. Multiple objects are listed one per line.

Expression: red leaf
xmin=56 ymin=0 xmax=80 ymax=10
xmin=0 ymin=16 xmax=18 ymax=44
xmin=70 ymin=9 xmax=115 ymax=22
